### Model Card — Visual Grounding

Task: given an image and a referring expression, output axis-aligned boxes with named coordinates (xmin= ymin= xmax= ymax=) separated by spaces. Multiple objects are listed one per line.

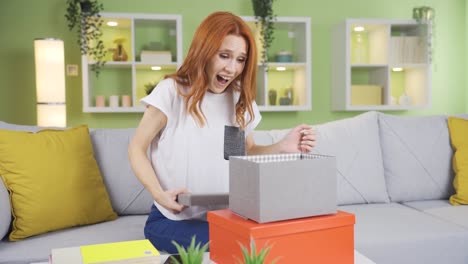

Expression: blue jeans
xmin=144 ymin=205 xmax=209 ymax=254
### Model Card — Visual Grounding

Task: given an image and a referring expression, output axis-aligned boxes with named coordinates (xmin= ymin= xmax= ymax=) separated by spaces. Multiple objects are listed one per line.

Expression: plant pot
xmin=79 ymin=1 xmax=92 ymax=13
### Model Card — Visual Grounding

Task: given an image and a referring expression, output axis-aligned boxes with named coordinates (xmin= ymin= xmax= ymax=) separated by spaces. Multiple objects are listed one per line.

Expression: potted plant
xmin=170 ymin=236 xmax=209 ymax=264
xmin=412 ymin=6 xmax=435 ymax=63
xmin=144 ymin=81 xmax=159 ymax=95
xmin=251 ymin=0 xmax=276 ymax=66
xmin=236 ymin=240 xmax=280 ymax=264
xmin=65 ymin=0 xmax=107 ymax=76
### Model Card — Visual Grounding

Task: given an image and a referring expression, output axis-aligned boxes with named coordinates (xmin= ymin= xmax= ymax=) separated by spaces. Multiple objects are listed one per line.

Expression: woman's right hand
xmin=156 ymin=188 xmax=188 ymax=214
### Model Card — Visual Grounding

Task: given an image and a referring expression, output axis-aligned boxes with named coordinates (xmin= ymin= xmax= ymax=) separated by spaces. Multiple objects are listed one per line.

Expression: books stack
xmin=50 ymin=239 xmax=160 ymax=264
xmin=390 ymin=36 xmax=427 ymax=64
xmin=140 ymin=50 xmax=172 ymax=64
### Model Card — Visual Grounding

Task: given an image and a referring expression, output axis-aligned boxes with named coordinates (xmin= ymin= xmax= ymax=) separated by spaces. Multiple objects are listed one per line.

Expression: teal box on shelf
xmin=275 ymin=51 xmax=293 ymax=62
xmin=229 ymin=153 xmax=337 ymax=223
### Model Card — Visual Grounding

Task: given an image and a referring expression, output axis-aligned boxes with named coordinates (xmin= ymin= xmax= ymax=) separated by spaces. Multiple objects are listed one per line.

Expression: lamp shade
xmin=34 ymin=38 xmax=66 ymax=127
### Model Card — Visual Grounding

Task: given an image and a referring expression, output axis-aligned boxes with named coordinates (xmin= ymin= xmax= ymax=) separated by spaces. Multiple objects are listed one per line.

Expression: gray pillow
xmin=0 ymin=178 xmax=10 ymax=240
xmin=268 ymin=111 xmax=389 ymax=205
xmin=90 ymin=128 xmax=153 ymax=215
xmin=379 ymin=113 xmax=455 ymax=202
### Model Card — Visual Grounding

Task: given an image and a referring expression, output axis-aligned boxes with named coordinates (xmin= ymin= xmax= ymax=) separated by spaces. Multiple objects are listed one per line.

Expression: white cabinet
xmin=242 ymin=16 xmax=311 ymax=111
xmin=332 ymin=19 xmax=431 ymax=111
xmin=82 ymin=13 xmax=182 ymax=112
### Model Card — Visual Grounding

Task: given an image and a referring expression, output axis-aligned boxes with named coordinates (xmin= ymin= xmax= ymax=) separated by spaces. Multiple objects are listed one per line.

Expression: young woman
xmin=128 ymin=11 xmax=316 ymax=253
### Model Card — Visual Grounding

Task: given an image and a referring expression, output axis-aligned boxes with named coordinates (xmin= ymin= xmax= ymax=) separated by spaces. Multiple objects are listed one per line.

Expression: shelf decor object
xmin=332 ymin=18 xmax=431 ymax=111
xmin=34 ymin=38 xmax=66 ymax=127
xmin=65 ymin=0 xmax=106 ymax=76
xmin=412 ymin=6 xmax=435 ymax=63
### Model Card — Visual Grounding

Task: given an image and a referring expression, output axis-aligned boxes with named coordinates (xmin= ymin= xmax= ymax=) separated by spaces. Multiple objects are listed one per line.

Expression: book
xmin=51 ymin=239 xmax=160 ymax=264
xmin=140 ymin=50 xmax=172 ymax=64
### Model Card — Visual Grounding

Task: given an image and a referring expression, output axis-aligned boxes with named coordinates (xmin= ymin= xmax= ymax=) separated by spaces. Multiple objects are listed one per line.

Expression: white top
xmin=141 ymin=78 xmax=261 ymax=220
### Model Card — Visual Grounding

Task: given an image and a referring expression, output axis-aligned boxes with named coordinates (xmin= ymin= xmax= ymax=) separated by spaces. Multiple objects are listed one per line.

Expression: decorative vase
xmin=351 ymin=31 xmax=368 ymax=64
xmin=112 ymin=44 xmax=128 ymax=61
xmin=111 ymin=37 xmax=128 ymax=62
xmin=268 ymin=89 xmax=277 ymax=105
xmin=398 ymin=92 xmax=412 ymax=106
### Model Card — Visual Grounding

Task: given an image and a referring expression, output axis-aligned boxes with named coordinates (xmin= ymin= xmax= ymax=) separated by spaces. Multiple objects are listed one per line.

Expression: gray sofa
xmin=1 ymin=111 xmax=468 ymax=264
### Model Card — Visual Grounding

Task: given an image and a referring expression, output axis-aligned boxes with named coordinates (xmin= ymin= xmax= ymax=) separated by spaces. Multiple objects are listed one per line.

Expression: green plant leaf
xmin=171 ymin=236 xmax=209 ymax=264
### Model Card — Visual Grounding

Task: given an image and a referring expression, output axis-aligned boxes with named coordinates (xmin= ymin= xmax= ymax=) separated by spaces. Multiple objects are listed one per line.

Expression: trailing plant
xmin=251 ymin=0 xmax=276 ymax=66
xmin=236 ymin=240 xmax=280 ymax=264
xmin=170 ymin=236 xmax=209 ymax=264
xmin=412 ymin=6 xmax=435 ymax=63
xmin=65 ymin=0 xmax=107 ymax=76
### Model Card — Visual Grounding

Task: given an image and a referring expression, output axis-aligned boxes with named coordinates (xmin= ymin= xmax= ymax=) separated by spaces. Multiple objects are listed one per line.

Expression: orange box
xmin=208 ymin=210 xmax=355 ymax=264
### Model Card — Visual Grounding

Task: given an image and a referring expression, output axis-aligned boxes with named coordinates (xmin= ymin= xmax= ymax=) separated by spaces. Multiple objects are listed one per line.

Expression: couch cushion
xmin=0 ymin=121 xmax=43 ymax=132
xmin=0 ymin=179 xmax=10 ymax=241
xmin=339 ymin=203 xmax=468 ymax=264
xmin=447 ymin=116 xmax=468 ymax=205
xmin=0 ymin=126 xmax=117 ymax=240
xmin=268 ymin=111 xmax=389 ymax=205
xmin=403 ymin=200 xmax=468 ymax=229
xmin=379 ymin=113 xmax=455 ymax=202
xmin=90 ymin=128 xmax=153 ymax=215
xmin=0 ymin=215 xmax=147 ymax=264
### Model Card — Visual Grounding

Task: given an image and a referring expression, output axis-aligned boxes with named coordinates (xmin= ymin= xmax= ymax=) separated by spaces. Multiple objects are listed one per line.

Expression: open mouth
xmin=216 ymin=75 xmax=230 ymax=85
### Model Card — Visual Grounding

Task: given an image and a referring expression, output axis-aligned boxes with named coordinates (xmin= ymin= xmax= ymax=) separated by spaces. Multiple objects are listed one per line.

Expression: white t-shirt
xmin=141 ymin=78 xmax=261 ymax=220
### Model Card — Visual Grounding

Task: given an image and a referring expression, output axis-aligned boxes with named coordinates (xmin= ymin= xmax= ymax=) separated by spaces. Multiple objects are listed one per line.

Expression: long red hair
xmin=168 ymin=11 xmax=257 ymax=129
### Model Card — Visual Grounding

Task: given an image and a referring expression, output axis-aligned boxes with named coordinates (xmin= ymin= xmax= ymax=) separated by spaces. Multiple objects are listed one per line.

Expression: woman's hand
xmin=156 ymin=188 xmax=188 ymax=214
xmin=278 ymin=124 xmax=316 ymax=153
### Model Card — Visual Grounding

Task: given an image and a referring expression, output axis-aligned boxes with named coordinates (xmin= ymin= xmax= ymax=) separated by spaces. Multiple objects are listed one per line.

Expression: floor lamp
xmin=34 ymin=38 xmax=66 ymax=127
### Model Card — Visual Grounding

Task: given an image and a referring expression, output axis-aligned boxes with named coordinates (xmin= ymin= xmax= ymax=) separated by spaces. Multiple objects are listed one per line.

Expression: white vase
xmin=398 ymin=93 xmax=412 ymax=106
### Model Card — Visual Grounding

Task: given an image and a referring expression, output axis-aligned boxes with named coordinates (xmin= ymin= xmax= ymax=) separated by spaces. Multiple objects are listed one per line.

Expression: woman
xmin=128 ymin=11 xmax=316 ymax=253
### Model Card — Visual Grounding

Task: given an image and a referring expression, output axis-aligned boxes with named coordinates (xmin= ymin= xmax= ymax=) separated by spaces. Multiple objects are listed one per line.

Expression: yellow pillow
xmin=0 ymin=125 xmax=117 ymax=240
xmin=448 ymin=117 xmax=468 ymax=205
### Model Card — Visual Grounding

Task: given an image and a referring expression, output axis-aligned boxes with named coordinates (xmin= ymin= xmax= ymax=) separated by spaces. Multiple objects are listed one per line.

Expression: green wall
xmin=0 ymin=0 xmax=466 ymax=129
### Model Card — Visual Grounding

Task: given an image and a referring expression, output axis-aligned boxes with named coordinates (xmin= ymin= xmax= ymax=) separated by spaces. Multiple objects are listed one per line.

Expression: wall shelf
xmin=331 ymin=18 xmax=431 ymax=111
xmin=82 ymin=12 xmax=182 ymax=113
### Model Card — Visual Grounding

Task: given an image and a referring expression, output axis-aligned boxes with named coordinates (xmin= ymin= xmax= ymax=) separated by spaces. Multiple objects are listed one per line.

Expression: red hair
xmin=168 ymin=11 xmax=258 ymax=129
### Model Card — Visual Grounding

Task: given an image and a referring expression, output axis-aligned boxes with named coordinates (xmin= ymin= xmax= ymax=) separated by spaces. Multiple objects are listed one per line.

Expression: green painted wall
xmin=0 ymin=0 xmax=465 ymax=129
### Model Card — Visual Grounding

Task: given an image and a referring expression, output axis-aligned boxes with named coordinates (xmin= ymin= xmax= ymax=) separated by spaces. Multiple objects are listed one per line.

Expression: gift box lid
xmin=208 ymin=209 xmax=354 ymax=239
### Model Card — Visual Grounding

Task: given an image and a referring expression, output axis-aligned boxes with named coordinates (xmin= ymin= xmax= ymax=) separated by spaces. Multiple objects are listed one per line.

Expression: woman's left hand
xmin=278 ymin=124 xmax=316 ymax=153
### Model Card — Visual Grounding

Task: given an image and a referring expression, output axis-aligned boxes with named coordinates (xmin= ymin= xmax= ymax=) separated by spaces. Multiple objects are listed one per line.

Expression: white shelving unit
xmin=331 ymin=18 xmax=431 ymax=111
xmin=242 ymin=16 xmax=311 ymax=111
xmin=82 ymin=12 xmax=182 ymax=113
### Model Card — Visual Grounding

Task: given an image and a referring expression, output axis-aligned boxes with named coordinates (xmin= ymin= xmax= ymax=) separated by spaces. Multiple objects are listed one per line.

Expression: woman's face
xmin=206 ymin=34 xmax=247 ymax=94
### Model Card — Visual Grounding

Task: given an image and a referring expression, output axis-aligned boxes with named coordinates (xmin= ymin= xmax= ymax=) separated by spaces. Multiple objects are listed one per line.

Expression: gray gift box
xmin=229 ymin=153 xmax=337 ymax=223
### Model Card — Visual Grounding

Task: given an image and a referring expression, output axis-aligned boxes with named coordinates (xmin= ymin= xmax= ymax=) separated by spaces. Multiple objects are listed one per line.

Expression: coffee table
xmin=32 ymin=249 xmax=375 ymax=264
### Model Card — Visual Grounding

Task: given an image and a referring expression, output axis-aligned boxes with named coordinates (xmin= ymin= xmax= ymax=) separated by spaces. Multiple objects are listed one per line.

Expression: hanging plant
xmin=412 ymin=6 xmax=435 ymax=63
xmin=65 ymin=0 xmax=107 ymax=76
xmin=251 ymin=0 xmax=276 ymax=66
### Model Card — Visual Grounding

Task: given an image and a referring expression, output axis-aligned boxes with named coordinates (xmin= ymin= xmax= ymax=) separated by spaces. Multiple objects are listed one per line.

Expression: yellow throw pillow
xmin=448 ymin=117 xmax=468 ymax=205
xmin=0 ymin=125 xmax=117 ymax=240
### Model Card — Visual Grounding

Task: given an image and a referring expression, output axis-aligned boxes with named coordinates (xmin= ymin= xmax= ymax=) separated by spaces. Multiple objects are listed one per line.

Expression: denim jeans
xmin=144 ymin=205 xmax=209 ymax=254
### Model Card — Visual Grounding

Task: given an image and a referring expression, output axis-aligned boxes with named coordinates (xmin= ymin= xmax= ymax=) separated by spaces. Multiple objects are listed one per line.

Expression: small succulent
xmin=171 ymin=236 xmax=209 ymax=264
xmin=236 ymin=239 xmax=279 ymax=264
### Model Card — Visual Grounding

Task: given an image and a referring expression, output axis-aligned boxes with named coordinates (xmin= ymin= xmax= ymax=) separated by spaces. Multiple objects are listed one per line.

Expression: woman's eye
xmin=237 ymin=57 xmax=246 ymax=63
xmin=219 ymin=53 xmax=229 ymax=59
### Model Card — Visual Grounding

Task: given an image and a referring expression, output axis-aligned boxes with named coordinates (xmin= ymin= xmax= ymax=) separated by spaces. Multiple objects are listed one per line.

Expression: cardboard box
xmin=351 ymin=85 xmax=382 ymax=106
xmin=229 ymin=153 xmax=336 ymax=223
xmin=140 ymin=50 xmax=172 ymax=64
xmin=208 ymin=209 xmax=355 ymax=264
